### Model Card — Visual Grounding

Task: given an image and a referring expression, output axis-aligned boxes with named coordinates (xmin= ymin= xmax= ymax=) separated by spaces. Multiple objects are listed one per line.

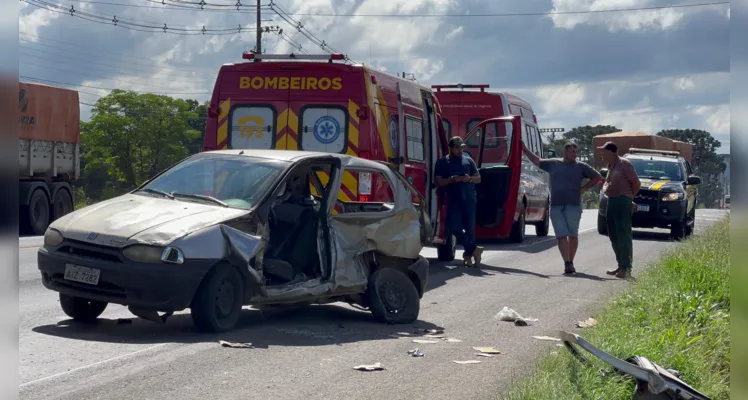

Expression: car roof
xmin=202 ymin=149 xmax=386 ymax=169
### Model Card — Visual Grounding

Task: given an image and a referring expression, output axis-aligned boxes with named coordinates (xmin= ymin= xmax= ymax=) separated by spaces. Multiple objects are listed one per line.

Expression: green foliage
xmin=79 ymin=90 xmax=201 ymax=201
xmin=560 ymin=125 xmax=621 ymax=164
xmin=501 ymin=218 xmax=731 ymax=400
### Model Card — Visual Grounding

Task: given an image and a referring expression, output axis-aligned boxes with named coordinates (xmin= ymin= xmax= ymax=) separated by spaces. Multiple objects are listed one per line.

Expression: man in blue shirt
xmin=435 ymin=137 xmax=484 ymax=267
xmin=523 ymin=142 xmax=603 ymax=274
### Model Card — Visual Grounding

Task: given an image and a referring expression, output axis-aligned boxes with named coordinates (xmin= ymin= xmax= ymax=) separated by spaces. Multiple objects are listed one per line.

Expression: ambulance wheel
xmin=437 ymin=234 xmax=456 ymax=262
xmin=510 ymin=205 xmax=526 ymax=243
xmin=535 ymin=206 xmax=550 ymax=237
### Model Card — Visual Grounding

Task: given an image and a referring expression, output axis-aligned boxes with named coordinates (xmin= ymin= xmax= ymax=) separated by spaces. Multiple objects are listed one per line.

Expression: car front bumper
xmin=598 ymin=192 xmax=687 ymax=229
xmin=38 ymin=240 xmax=217 ymax=312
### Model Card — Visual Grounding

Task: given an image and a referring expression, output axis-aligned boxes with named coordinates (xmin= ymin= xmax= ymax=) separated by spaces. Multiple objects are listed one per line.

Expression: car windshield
xmin=628 ymin=158 xmax=683 ymax=181
xmin=137 ymin=153 xmax=287 ymax=210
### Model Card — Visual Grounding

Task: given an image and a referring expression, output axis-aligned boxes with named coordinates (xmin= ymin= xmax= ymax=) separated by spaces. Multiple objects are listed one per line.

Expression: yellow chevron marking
xmin=287 ymin=109 xmax=299 ymax=133
xmin=363 ymin=68 xmax=394 ymax=161
xmin=348 ymin=99 xmax=360 ymax=125
xmin=277 ymin=109 xmax=289 ymax=133
xmin=217 ymin=121 xmax=228 ymax=149
xmin=286 ymin=134 xmax=299 ymax=151
xmin=218 ymin=98 xmax=231 ymax=121
xmin=349 ymin=122 xmax=359 ymax=149
xmin=342 ymin=171 xmax=358 ymax=197
xmin=650 ymin=180 xmax=670 ymax=190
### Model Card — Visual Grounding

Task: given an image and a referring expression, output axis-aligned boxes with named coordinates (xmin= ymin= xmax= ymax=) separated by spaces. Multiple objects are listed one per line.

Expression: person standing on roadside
xmin=523 ymin=142 xmax=603 ymax=274
xmin=598 ymin=141 xmax=640 ymax=279
xmin=435 ymin=137 xmax=484 ymax=267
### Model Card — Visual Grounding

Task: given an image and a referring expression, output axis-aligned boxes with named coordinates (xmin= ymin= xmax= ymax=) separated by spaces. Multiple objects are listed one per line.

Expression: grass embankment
xmin=502 ymin=217 xmax=731 ymax=400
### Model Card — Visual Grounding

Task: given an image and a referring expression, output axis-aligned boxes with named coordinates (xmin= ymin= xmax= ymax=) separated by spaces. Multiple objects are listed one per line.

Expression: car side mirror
xmin=600 ymin=168 xmax=608 ymax=178
xmin=546 ymin=150 xmax=556 ymax=158
xmin=687 ymin=175 xmax=702 ymax=185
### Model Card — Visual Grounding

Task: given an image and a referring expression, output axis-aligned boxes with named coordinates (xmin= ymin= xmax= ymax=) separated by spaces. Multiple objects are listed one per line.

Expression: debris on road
xmin=445 ymin=338 xmax=462 ymax=343
xmin=533 ymin=336 xmax=562 ymax=342
xmin=577 ymin=317 xmax=597 ymax=328
xmin=475 ymin=353 xmax=494 ymax=358
xmin=219 ymin=340 xmax=254 ymax=349
xmin=495 ymin=306 xmax=538 ymax=325
xmin=416 ymin=328 xmax=445 ymax=335
xmin=424 ymin=334 xmax=445 ymax=338
xmin=408 ymin=348 xmax=425 ymax=357
xmin=413 ymin=339 xmax=440 ymax=344
xmin=453 ymin=360 xmax=482 ymax=365
xmin=472 ymin=347 xmax=501 ymax=355
xmin=353 ymin=363 xmax=385 ymax=372
xmin=514 ymin=319 xmax=528 ymax=327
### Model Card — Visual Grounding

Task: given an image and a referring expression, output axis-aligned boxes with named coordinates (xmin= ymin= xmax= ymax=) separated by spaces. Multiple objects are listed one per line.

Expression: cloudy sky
xmin=19 ymin=0 xmax=731 ymax=153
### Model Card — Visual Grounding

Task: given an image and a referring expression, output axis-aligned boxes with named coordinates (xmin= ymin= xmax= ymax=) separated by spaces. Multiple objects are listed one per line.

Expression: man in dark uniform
xmin=435 ymin=137 xmax=484 ymax=267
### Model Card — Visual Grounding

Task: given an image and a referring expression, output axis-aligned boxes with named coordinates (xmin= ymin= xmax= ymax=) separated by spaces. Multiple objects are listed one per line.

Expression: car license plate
xmin=637 ymin=204 xmax=650 ymax=212
xmin=64 ymin=264 xmax=100 ymax=285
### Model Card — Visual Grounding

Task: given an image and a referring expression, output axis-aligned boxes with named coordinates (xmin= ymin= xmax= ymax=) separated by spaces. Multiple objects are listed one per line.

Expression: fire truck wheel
xmin=437 ymin=234 xmax=456 ymax=262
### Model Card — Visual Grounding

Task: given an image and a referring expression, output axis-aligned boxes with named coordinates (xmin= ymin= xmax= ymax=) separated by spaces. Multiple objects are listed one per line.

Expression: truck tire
xmin=60 ymin=293 xmax=108 ymax=323
xmin=23 ymin=189 xmax=50 ymax=236
xmin=437 ymin=234 xmax=456 ymax=262
xmin=597 ymin=214 xmax=608 ymax=236
xmin=53 ymin=189 xmax=74 ymax=221
xmin=510 ymin=204 xmax=526 ymax=243
xmin=190 ymin=264 xmax=245 ymax=333
xmin=366 ymin=267 xmax=420 ymax=324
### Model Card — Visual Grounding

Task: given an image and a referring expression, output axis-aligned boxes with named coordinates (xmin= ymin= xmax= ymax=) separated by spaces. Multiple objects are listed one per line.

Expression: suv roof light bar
xmin=241 ymin=52 xmax=346 ymax=62
xmin=431 ymin=84 xmax=490 ymax=92
xmin=628 ymin=148 xmax=681 ymax=157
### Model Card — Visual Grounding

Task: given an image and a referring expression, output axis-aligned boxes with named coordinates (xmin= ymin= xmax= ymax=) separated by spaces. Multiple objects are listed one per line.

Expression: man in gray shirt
xmin=523 ymin=142 xmax=603 ymax=274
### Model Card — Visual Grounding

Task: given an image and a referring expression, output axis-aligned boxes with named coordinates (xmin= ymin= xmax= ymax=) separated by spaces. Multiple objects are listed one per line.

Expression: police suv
xmin=598 ymin=148 xmax=701 ymax=240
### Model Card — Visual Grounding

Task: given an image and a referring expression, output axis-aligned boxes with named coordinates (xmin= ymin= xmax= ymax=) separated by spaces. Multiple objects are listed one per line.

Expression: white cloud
xmin=19 ymin=2 xmax=61 ymax=40
xmin=692 ymin=104 xmax=730 ymax=133
xmin=445 ymin=26 xmax=464 ymax=40
xmin=535 ymin=83 xmax=587 ymax=115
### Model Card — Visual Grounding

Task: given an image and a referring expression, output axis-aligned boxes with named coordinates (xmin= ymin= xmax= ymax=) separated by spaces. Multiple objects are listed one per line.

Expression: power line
xmin=21 ymin=75 xmax=211 ymax=95
xmin=22 ymin=0 xmax=260 ymax=35
xmin=279 ymin=1 xmax=730 ymax=17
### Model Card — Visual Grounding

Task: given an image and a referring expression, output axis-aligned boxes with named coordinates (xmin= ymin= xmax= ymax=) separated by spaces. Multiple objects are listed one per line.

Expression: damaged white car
xmin=38 ymin=150 xmax=432 ymax=333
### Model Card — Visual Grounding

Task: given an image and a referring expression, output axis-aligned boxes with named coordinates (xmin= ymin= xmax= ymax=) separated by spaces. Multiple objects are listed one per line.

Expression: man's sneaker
xmin=473 ymin=247 xmax=484 ymax=266
xmin=615 ymin=269 xmax=632 ymax=279
xmin=564 ymin=261 xmax=576 ymax=274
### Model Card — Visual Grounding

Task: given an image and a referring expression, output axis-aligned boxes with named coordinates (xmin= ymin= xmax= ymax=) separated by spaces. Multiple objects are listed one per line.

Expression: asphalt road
xmin=19 ymin=209 xmax=729 ymax=400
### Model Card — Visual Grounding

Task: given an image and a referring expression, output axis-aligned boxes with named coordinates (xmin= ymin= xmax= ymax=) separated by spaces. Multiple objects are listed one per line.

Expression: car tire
xmin=671 ymin=221 xmax=686 ymax=241
xmin=437 ymin=234 xmax=456 ymax=262
xmin=59 ymin=293 xmax=108 ymax=323
xmin=597 ymin=214 xmax=608 ymax=236
xmin=510 ymin=204 xmax=526 ymax=243
xmin=366 ymin=267 xmax=420 ymax=324
xmin=191 ymin=264 xmax=245 ymax=333
xmin=535 ymin=206 xmax=550 ymax=237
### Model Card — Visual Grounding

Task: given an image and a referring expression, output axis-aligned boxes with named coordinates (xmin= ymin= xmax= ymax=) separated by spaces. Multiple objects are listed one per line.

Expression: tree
xmin=656 ymin=129 xmax=726 ymax=207
xmin=81 ymin=90 xmax=200 ymax=194
xmin=561 ymin=125 xmax=621 ymax=164
xmin=185 ymin=99 xmax=209 ymax=153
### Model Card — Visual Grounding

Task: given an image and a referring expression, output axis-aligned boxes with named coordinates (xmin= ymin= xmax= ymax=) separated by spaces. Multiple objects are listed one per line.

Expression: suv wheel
xmin=191 ymin=264 xmax=244 ymax=333
xmin=597 ymin=214 xmax=608 ymax=235
xmin=670 ymin=221 xmax=686 ymax=241
xmin=60 ymin=293 xmax=108 ymax=323
xmin=366 ymin=267 xmax=420 ymax=324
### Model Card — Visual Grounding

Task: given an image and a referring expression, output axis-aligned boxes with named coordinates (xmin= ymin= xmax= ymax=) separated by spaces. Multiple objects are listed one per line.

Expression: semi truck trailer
xmin=18 ymin=82 xmax=80 ymax=235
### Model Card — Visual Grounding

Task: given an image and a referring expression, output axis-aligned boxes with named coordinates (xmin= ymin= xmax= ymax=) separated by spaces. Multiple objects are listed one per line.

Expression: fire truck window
xmin=521 ymin=107 xmax=533 ymax=120
xmin=532 ymin=126 xmax=543 ymax=156
xmin=300 ymin=106 xmax=348 ymax=154
xmin=230 ymin=106 xmax=276 ymax=150
xmin=509 ymin=104 xmax=522 ymax=116
xmin=406 ymin=117 xmax=425 ymax=162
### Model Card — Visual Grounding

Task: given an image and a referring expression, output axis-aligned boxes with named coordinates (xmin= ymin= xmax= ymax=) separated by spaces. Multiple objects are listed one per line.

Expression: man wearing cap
xmin=598 ymin=141 xmax=640 ymax=279
xmin=435 ymin=136 xmax=484 ymax=267
xmin=522 ymin=142 xmax=603 ymax=274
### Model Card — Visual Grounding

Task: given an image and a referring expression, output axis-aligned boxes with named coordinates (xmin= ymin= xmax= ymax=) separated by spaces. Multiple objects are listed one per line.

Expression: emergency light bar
xmin=431 ymin=84 xmax=490 ymax=92
xmin=627 ymin=148 xmax=681 ymax=157
xmin=242 ymin=52 xmax=347 ymax=62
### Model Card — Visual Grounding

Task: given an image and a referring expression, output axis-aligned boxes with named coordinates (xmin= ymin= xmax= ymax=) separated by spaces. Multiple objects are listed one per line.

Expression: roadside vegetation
xmin=501 ymin=217 xmax=730 ymax=400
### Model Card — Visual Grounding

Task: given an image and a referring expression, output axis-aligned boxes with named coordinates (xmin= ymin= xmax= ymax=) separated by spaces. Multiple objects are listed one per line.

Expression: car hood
xmin=49 ymin=193 xmax=250 ymax=247
xmin=639 ymin=178 xmax=682 ymax=191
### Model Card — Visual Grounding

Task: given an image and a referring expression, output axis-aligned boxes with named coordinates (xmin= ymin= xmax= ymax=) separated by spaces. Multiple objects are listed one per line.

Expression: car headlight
xmin=43 ymin=228 xmax=64 ymax=247
xmin=122 ymin=245 xmax=184 ymax=264
xmin=661 ymin=192 xmax=683 ymax=201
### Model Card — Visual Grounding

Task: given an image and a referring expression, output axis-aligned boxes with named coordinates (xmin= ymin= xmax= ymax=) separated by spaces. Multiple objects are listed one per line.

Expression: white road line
xmin=516 ymin=227 xmax=597 ymax=248
xmin=19 ymin=343 xmax=168 ymax=388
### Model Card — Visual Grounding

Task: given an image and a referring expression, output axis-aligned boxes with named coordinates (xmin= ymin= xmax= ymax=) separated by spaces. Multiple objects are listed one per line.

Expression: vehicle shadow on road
xmin=632 ymin=230 xmax=674 ymax=242
xmin=473 ymin=235 xmax=558 ymax=254
xmin=424 ymin=260 xmax=550 ymax=293
xmin=31 ymin=304 xmax=445 ymax=347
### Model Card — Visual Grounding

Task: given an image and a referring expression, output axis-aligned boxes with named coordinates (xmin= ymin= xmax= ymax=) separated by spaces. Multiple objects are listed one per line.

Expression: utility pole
xmin=255 ymin=0 xmax=262 ymax=58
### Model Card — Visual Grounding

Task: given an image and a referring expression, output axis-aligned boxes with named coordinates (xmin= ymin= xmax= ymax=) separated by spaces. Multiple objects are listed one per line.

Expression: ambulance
xmin=202 ymin=53 xmax=525 ymax=261
xmin=431 ymin=84 xmax=552 ymax=255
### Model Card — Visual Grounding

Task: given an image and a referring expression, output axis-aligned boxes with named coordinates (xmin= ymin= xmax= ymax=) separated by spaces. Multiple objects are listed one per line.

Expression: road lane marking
xmin=19 ymin=343 xmax=168 ymax=388
xmin=516 ymin=227 xmax=597 ymax=248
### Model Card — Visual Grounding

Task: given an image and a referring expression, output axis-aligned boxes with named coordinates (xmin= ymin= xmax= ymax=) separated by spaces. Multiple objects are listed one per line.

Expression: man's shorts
xmin=550 ymin=204 xmax=583 ymax=237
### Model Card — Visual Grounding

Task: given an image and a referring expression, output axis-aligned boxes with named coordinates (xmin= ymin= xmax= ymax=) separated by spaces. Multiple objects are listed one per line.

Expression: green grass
xmin=501 ymin=217 xmax=731 ymax=400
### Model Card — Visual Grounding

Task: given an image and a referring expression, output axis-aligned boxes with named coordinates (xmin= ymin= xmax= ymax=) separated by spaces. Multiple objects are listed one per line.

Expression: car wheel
xmin=437 ymin=234 xmax=456 ymax=262
xmin=366 ymin=267 xmax=420 ymax=324
xmin=510 ymin=204 xmax=526 ymax=243
xmin=597 ymin=214 xmax=608 ymax=236
xmin=191 ymin=264 xmax=244 ymax=333
xmin=59 ymin=293 xmax=108 ymax=323
xmin=670 ymin=221 xmax=686 ymax=241
xmin=535 ymin=206 xmax=550 ymax=237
